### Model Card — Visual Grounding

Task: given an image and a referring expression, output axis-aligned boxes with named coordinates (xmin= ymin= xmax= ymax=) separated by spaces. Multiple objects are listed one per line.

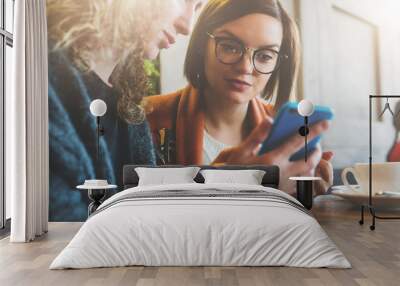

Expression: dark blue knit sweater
xmin=48 ymin=49 xmax=156 ymax=221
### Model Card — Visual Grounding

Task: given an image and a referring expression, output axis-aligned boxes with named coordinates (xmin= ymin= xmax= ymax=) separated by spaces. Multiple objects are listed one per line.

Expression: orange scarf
xmin=174 ymin=86 xmax=272 ymax=164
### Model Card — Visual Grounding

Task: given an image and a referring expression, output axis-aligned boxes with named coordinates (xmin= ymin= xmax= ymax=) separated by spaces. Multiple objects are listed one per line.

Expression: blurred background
xmin=158 ymin=0 xmax=400 ymax=183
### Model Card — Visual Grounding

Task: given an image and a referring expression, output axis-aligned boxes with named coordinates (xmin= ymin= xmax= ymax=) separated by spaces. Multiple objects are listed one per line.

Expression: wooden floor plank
xmin=1 ymin=195 xmax=399 ymax=286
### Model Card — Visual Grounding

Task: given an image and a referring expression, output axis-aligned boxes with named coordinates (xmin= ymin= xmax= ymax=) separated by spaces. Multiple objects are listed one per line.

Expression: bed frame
xmin=123 ymin=165 xmax=280 ymax=189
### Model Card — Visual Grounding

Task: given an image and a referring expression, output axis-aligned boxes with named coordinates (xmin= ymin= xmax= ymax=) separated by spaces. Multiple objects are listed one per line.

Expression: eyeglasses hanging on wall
xmin=379 ymin=97 xmax=396 ymax=118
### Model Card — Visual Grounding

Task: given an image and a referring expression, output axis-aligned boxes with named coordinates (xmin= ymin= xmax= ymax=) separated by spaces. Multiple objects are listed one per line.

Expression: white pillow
xmin=200 ymin=169 xmax=266 ymax=185
xmin=135 ymin=167 xmax=200 ymax=186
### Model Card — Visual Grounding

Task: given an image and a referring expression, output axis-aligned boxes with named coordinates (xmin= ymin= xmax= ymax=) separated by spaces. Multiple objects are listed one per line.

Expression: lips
xmin=226 ymin=79 xmax=252 ymax=86
xmin=224 ymin=78 xmax=252 ymax=92
xmin=163 ymin=30 xmax=176 ymax=45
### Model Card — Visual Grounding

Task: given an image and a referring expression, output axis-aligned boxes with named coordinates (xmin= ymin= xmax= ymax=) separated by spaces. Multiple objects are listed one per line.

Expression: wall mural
xmin=47 ymin=0 xmax=400 ymax=221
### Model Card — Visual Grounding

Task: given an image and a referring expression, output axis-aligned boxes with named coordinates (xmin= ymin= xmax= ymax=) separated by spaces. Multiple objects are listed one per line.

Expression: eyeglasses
xmin=207 ymin=32 xmax=287 ymax=74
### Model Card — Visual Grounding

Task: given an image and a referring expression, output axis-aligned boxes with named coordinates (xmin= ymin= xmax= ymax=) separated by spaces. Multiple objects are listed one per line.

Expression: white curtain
xmin=8 ymin=0 xmax=49 ymax=242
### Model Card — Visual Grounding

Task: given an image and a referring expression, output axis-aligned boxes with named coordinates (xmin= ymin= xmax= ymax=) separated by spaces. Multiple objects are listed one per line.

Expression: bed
xmin=50 ymin=165 xmax=350 ymax=269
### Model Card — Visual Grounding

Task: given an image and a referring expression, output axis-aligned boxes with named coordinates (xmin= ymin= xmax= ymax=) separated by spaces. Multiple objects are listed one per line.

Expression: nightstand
xmin=76 ymin=184 xmax=117 ymax=216
xmin=289 ymin=177 xmax=321 ymax=210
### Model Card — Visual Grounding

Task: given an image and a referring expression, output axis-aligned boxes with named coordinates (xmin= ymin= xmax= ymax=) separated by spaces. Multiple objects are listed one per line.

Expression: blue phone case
xmin=258 ymin=102 xmax=334 ymax=161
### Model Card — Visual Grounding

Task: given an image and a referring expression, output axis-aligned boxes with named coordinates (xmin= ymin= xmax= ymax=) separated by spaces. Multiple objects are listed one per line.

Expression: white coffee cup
xmin=341 ymin=162 xmax=400 ymax=195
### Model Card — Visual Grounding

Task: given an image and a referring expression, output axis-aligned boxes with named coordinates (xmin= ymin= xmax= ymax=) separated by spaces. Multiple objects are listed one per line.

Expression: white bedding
xmin=50 ymin=183 xmax=350 ymax=269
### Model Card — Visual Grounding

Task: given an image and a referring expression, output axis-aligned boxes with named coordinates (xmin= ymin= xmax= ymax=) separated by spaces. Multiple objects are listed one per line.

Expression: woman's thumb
xmin=322 ymin=151 xmax=334 ymax=161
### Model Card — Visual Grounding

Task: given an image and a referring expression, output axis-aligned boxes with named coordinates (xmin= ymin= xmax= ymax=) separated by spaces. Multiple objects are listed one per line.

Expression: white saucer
xmin=331 ymin=185 xmax=400 ymax=208
xmin=77 ymin=184 xmax=117 ymax=190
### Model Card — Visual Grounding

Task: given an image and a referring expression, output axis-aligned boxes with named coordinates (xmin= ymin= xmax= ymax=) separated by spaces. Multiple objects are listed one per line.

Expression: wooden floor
xmin=1 ymin=196 xmax=400 ymax=286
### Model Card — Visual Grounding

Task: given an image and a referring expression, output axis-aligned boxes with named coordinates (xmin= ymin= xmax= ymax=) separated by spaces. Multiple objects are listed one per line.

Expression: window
xmin=5 ymin=0 xmax=13 ymax=33
xmin=1 ymin=0 xmax=14 ymax=231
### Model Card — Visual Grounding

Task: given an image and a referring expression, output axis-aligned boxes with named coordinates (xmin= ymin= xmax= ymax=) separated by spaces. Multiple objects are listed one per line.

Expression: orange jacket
xmin=145 ymin=85 xmax=274 ymax=165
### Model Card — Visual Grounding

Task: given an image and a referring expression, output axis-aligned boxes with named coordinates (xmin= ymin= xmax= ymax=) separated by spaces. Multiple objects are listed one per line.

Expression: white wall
xmin=299 ymin=0 xmax=400 ymax=168
xmin=160 ymin=35 xmax=190 ymax=94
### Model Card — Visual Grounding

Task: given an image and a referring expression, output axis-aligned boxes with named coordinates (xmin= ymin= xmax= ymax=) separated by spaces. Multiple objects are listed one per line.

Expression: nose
xmin=173 ymin=5 xmax=195 ymax=36
xmin=235 ymin=50 xmax=254 ymax=74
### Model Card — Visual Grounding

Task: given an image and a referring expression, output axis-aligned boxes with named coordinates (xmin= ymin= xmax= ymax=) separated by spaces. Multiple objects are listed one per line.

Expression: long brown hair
xmin=184 ymin=0 xmax=300 ymax=110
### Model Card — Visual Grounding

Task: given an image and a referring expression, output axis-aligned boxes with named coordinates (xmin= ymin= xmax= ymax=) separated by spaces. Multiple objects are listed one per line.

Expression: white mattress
xmin=50 ymin=183 xmax=350 ymax=269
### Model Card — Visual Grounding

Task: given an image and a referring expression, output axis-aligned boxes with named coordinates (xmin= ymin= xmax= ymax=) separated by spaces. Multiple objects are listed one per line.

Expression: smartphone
xmin=258 ymin=102 xmax=334 ymax=161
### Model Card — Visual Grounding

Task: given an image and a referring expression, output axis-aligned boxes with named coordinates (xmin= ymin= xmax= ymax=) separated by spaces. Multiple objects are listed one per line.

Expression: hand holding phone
xmin=258 ymin=102 xmax=334 ymax=161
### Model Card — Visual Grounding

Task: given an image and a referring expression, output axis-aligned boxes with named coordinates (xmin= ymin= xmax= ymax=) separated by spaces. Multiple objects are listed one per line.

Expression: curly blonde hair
xmin=47 ymin=0 xmax=167 ymax=124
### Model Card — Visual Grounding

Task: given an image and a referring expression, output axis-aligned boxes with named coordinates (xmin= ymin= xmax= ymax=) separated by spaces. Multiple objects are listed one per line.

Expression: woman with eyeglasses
xmin=146 ymin=0 xmax=333 ymax=195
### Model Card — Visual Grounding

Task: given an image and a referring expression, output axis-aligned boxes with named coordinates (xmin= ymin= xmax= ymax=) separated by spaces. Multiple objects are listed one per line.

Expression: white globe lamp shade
xmin=90 ymin=99 xmax=107 ymax=117
xmin=298 ymin=99 xmax=314 ymax=117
